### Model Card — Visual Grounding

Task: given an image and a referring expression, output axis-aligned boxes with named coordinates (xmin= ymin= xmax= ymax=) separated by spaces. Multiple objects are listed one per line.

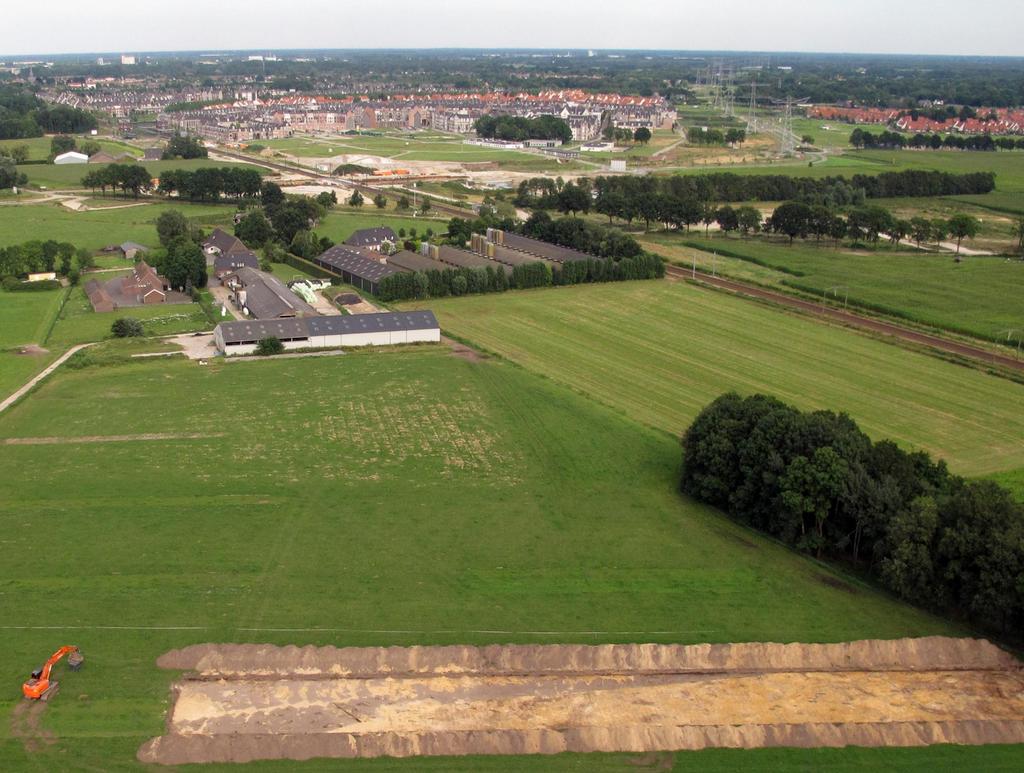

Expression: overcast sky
xmin=5 ymin=0 xmax=1021 ymax=58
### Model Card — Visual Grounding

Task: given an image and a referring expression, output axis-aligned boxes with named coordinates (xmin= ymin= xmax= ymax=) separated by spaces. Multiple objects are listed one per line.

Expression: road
xmin=665 ymin=265 xmax=1024 ymax=373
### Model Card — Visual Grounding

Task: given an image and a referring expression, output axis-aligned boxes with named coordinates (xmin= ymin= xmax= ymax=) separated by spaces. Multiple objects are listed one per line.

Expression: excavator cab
xmin=23 ymin=646 xmax=83 ymax=701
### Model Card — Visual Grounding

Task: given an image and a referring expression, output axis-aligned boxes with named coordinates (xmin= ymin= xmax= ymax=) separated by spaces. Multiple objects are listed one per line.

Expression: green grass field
xmin=16 ymin=157 xmax=267 ymax=190
xmin=0 ymin=136 xmax=141 ymax=163
xmin=404 ymin=281 xmax=1024 ymax=477
xmin=667 ymin=148 xmax=1024 ymax=189
xmin=315 ymin=210 xmax=445 ymax=243
xmin=643 ymin=233 xmax=1024 ymax=341
xmin=0 ymin=201 xmax=237 ymax=250
xmin=7 ymin=344 xmax=1010 ymax=771
xmin=0 ymin=286 xmax=67 ymax=401
xmin=46 ymin=283 xmax=210 ymax=347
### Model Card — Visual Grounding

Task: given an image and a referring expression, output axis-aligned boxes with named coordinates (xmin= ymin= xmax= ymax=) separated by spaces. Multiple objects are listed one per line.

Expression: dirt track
xmin=138 ymin=638 xmax=1024 ymax=765
xmin=665 ymin=265 xmax=1024 ymax=373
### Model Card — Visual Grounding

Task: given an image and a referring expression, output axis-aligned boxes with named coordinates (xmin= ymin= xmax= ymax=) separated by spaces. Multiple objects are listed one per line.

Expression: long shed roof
xmin=217 ymin=310 xmax=439 ymax=345
xmin=314 ymin=245 xmax=401 ymax=283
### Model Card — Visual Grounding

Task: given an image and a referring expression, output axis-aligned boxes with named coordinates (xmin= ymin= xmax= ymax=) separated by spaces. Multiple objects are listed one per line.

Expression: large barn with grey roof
xmin=310 ymin=245 xmax=401 ymax=295
xmin=213 ymin=311 xmax=440 ymax=356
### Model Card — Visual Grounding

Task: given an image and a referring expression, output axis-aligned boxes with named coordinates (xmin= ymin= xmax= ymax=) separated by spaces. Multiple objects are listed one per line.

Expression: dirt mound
xmin=140 ymin=638 xmax=1024 ymax=766
xmin=155 ymin=637 xmax=1018 ymax=678
xmin=17 ymin=345 xmax=49 ymax=356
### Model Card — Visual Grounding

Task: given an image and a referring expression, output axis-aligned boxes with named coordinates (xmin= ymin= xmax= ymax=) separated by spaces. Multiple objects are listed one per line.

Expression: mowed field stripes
xmin=409 ymin=280 xmax=1024 ymax=477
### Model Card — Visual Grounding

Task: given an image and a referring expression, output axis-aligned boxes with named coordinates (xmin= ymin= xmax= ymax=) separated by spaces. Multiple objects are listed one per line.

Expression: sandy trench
xmin=139 ymin=638 xmax=1024 ymax=765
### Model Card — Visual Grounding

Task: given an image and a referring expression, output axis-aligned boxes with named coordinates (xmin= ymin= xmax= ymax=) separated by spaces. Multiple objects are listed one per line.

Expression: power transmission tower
xmin=764 ymin=97 xmax=802 ymax=156
xmin=745 ymin=77 xmax=758 ymax=133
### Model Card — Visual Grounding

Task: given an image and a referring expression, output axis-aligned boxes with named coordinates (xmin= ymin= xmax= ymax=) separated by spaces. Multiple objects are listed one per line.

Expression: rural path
xmin=665 ymin=265 xmax=1024 ymax=373
xmin=0 ymin=343 xmax=93 ymax=415
xmin=651 ymin=132 xmax=688 ymax=158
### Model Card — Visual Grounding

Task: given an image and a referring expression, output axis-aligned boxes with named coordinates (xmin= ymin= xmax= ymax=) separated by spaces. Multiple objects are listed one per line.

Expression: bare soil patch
xmin=444 ymin=336 xmax=487 ymax=363
xmin=10 ymin=700 xmax=56 ymax=754
xmin=139 ymin=638 xmax=1024 ymax=765
xmin=16 ymin=345 xmax=49 ymax=356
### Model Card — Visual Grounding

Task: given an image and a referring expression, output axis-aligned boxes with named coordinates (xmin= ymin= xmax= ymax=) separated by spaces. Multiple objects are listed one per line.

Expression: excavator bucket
xmin=68 ymin=652 xmax=84 ymax=671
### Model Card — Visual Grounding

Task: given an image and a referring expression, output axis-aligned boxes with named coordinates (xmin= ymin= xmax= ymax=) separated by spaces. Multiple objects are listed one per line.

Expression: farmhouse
xmin=53 ymin=151 xmax=89 ymax=164
xmin=213 ymin=249 xmax=260 ymax=279
xmin=222 ymin=267 xmax=316 ymax=319
xmin=85 ymin=260 xmax=190 ymax=311
xmin=310 ymin=244 xmax=401 ymax=295
xmin=202 ymin=228 xmax=247 ymax=258
xmin=344 ymin=226 xmax=398 ymax=252
xmin=213 ymin=310 xmax=440 ymax=355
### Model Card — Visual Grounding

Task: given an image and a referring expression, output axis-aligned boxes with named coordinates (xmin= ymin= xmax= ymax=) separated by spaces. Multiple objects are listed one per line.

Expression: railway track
xmin=666 ymin=265 xmax=1024 ymax=373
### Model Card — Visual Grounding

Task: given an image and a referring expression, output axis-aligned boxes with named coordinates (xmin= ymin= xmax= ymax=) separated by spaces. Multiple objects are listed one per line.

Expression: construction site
xmin=138 ymin=638 xmax=1024 ymax=765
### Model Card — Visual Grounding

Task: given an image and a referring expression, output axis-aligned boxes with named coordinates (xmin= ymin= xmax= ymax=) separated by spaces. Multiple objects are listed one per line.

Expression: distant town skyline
xmin=6 ymin=0 xmax=1022 ymax=58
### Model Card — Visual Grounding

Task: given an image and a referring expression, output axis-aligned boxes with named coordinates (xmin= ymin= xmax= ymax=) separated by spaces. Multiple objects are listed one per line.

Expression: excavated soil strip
xmin=139 ymin=638 xmax=1024 ymax=765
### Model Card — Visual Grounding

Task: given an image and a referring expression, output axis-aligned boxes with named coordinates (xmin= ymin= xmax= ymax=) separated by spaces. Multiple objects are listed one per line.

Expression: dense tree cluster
xmin=81 ymin=163 xmax=154 ymax=198
xmin=688 ymin=127 xmax=746 ymax=145
xmin=0 ymin=239 xmax=78 ymax=279
xmin=161 ymin=134 xmax=209 ymax=159
xmin=680 ymin=393 xmax=1024 ymax=637
xmin=473 ymin=114 xmax=573 ymax=143
xmin=0 ymin=87 xmax=96 ymax=139
xmin=155 ymin=166 xmax=262 ymax=201
xmin=0 ymin=157 xmax=28 ymax=190
xmin=850 ymin=128 xmax=1024 ymax=152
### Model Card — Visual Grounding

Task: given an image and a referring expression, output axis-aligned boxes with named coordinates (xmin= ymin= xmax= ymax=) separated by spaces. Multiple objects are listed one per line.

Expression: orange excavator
xmin=22 ymin=646 xmax=84 ymax=701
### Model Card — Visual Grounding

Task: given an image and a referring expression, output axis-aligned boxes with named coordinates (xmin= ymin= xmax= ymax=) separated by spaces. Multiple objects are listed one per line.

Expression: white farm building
xmin=53 ymin=151 xmax=89 ymax=164
xmin=213 ymin=311 xmax=440 ymax=356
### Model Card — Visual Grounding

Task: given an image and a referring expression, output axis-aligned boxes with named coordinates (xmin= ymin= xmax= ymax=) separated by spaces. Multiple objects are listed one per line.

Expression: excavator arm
xmin=23 ymin=645 xmax=83 ymax=700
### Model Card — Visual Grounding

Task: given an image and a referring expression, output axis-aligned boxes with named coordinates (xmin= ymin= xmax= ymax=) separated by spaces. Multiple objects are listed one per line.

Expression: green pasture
xmin=406 ymin=281 xmax=1024 ymax=477
xmin=15 ymin=157 xmax=267 ymax=190
xmin=0 ymin=136 xmax=141 ymax=163
xmin=0 ymin=201 xmax=237 ymax=250
xmin=649 ymin=233 xmax=1024 ymax=341
xmin=0 ymin=285 xmax=67 ymax=400
xmin=314 ymin=210 xmax=444 ymax=244
xmin=0 ymin=346 xmax=991 ymax=771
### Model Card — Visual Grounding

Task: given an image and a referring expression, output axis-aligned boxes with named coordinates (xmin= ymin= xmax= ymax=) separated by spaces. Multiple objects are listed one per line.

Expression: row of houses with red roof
xmin=809 ymin=105 xmax=1024 ymax=135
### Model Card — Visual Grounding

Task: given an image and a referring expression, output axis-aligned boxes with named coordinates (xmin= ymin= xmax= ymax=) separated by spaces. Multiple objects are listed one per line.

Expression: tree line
xmin=763 ymin=201 xmax=981 ymax=254
xmin=378 ymin=214 xmax=662 ymax=301
xmin=377 ymin=250 xmax=663 ymax=302
xmin=680 ymin=393 xmax=1024 ymax=638
xmin=473 ymin=114 xmax=573 ymax=143
xmin=514 ymin=170 xmax=996 ymax=223
xmin=851 ymin=128 xmax=1024 ymax=152
xmin=80 ymin=164 xmax=263 ymax=200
